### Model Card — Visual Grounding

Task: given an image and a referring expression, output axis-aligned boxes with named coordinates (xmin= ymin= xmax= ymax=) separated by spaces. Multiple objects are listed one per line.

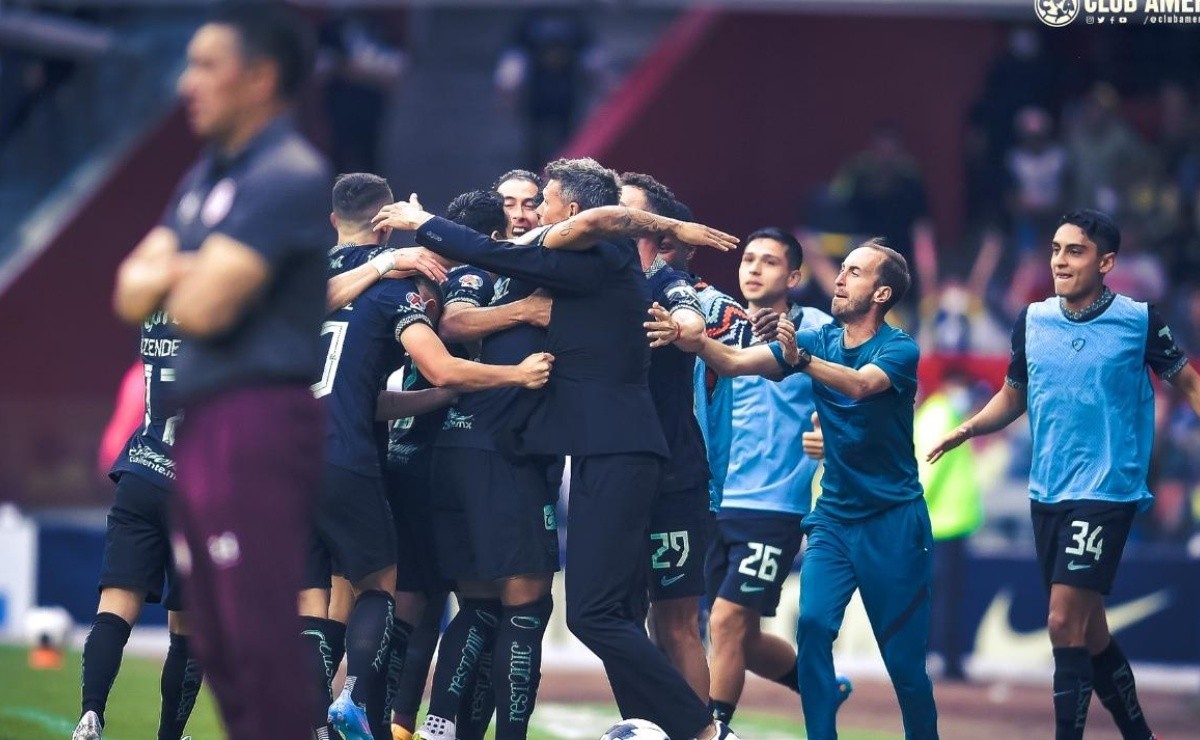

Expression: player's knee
xmin=653 ymin=607 xmax=700 ymax=648
xmin=708 ymin=606 xmax=748 ymax=645
xmin=564 ymin=602 xmax=598 ymax=643
xmin=1046 ymin=608 xmax=1085 ymax=646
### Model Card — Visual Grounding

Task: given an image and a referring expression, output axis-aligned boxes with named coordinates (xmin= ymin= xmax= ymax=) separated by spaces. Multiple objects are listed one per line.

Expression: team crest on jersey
xmin=406 ymin=291 xmax=426 ymax=311
xmin=201 ymin=178 xmax=237 ymax=227
xmin=458 ymin=273 xmax=484 ymax=290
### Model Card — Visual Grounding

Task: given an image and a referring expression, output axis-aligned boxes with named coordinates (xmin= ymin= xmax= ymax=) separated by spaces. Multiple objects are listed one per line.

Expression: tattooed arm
xmin=540 ymin=207 xmax=737 ymax=253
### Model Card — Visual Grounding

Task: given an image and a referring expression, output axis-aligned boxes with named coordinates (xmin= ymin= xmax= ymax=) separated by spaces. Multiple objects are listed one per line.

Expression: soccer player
xmin=649 ymin=238 xmax=938 ymax=740
xmin=617 ymin=172 xmax=711 ymax=701
xmin=111 ymin=5 xmax=334 ymax=737
xmin=72 ymin=311 xmax=202 ymax=740
xmin=418 ymin=189 xmax=557 ymax=740
xmin=495 ymin=168 xmax=542 ymax=238
xmin=372 ymin=157 xmax=740 ymax=740
xmin=308 ymin=175 xmax=553 ymax=740
xmin=927 ymin=209 xmax=1200 ymax=740
xmin=698 ymin=229 xmax=842 ymax=728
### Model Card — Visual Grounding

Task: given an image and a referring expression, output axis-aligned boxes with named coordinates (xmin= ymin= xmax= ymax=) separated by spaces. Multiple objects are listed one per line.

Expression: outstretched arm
xmin=647 ymin=303 xmax=783 ymax=379
xmin=1168 ymin=363 xmax=1200 ymax=418
xmin=440 ymin=290 xmax=551 ymax=344
xmin=538 ymin=206 xmax=737 ymax=253
xmin=926 ymin=383 xmax=1027 ymax=463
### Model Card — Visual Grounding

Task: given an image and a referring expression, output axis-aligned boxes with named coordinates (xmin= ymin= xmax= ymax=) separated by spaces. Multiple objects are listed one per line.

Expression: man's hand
xmin=645 ymin=302 xmax=684 ymax=349
xmin=776 ymin=314 xmax=800 ymax=365
xmin=515 ymin=352 xmax=555 ymax=389
xmin=926 ymin=424 xmax=971 ymax=464
xmin=670 ymin=220 xmax=739 ymax=252
xmin=385 ymin=247 xmax=448 ymax=284
xmin=518 ymin=288 xmax=553 ymax=328
xmin=750 ymin=308 xmax=782 ymax=342
xmin=372 ymin=193 xmax=435 ymax=232
xmin=802 ymin=411 xmax=824 ymax=460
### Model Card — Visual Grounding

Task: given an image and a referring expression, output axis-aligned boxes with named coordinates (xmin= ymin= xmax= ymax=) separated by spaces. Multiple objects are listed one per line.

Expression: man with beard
xmin=648 ymin=238 xmax=938 ymax=740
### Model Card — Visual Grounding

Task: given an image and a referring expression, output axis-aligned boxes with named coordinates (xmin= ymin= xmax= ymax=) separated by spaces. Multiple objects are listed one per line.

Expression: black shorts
xmin=431 ymin=447 xmax=561 ymax=582
xmin=1032 ymin=500 xmax=1137 ymax=595
xmin=385 ymin=450 xmax=454 ymax=595
xmin=99 ymin=472 xmax=182 ymax=611
xmin=646 ymin=484 xmax=713 ymax=601
xmin=705 ymin=510 xmax=804 ymax=617
xmin=304 ymin=465 xmax=397 ymax=589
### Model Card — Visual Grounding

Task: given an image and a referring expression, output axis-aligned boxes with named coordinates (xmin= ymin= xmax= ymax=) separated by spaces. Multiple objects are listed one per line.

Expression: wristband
xmin=369 ymin=250 xmax=395 ymax=278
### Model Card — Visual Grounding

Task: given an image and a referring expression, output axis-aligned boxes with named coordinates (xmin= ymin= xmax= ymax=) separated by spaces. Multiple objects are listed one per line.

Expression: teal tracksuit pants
xmin=796 ymin=498 xmax=939 ymax=740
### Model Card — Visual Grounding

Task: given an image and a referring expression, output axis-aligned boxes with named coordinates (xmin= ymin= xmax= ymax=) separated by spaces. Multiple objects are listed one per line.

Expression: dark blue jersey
xmin=164 ymin=116 xmax=332 ymax=401
xmin=436 ymin=264 xmax=548 ymax=451
xmin=645 ymin=257 xmax=710 ymax=491
xmin=319 ymin=258 xmax=434 ymax=477
xmin=110 ymin=310 xmax=182 ymax=488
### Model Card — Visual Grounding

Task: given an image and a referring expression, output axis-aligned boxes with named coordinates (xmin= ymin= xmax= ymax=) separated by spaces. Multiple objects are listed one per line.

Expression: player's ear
xmin=786 ymin=268 xmax=803 ymax=290
xmin=567 ymin=202 xmax=580 ymax=219
xmin=329 ymin=212 xmax=338 ymax=230
xmin=874 ymin=284 xmax=892 ymax=306
xmin=1098 ymin=249 xmax=1116 ymax=275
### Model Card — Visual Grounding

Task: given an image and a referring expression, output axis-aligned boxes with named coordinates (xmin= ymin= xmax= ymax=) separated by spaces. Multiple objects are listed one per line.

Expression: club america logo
xmin=1036 ymin=0 xmax=1080 ymax=26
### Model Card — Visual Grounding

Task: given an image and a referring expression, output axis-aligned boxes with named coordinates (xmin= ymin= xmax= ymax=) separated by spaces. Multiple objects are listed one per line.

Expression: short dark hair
xmin=619 ymin=172 xmax=677 ymax=216
xmin=446 ymin=190 xmax=507 ymax=237
xmin=745 ymin=227 xmax=804 ymax=271
xmin=210 ymin=1 xmax=315 ymax=101
xmin=861 ymin=236 xmax=911 ymax=313
xmin=544 ymin=157 xmax=620 ymax=211
xmin=492 ymin=168 xmax=543 ymax=192
xmin=1059 ymin=208 xmax=1121 ymax=254
xmin=663 ymin=199 xmax=693 ymax=223
xmin=332 ymin=172 xmax=393 ymax=231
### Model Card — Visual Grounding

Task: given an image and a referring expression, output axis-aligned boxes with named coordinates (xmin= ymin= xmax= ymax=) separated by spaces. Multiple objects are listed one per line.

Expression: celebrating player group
xmin=77 ymin=4 xmax=1200 ymax=740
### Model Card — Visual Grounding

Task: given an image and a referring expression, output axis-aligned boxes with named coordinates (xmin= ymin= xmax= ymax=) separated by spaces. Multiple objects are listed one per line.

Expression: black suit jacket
xmin=417 ymin=216 xmax=669 ymax=458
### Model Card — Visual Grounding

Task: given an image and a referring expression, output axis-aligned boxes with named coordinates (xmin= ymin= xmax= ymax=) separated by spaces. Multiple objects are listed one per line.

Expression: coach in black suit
xmin=374 ymin=158 xmax=726 ymax=740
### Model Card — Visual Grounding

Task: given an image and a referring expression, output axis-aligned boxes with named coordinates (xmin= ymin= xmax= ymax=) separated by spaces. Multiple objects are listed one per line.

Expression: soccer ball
xmin=599 ymin=719 xmax=670 ymax=739
xmin=23 ymin=606 xmax=72 ymax=650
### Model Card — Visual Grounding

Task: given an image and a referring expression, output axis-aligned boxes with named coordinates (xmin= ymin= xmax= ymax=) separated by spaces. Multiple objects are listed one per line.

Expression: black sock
xmin=1093 ymin=640 xmax=1154 ymax=740
xmin=455 ymin=638 xmax=495 ymax=740
xmin=329 ymin=618 xmax=347 ymax=677
xmin=710 ymin=699 xmax=737 ymax=725
xmin=773 ymin=664 xmax=800 ymax=694
xmin=1053 ymin=647 xmax=1094 ymax=740
xmin=392 ymin=597 xmax=445 ymax=721
xmin=427 ymin=598 xmax=501 ymax=721
xmin=157 ymin=632 xmax=203 ymax=740
xmin=381 ymin=619 xmax=414 ymax=732
xmin=493 ymin=596 xmax=552 ymax=740
xmin=345 ymin=590 xmax=395 ymax=710
xmin=81 ymin=612 xmax=133 ymax=722
xmin=300 ymin=616 xmax=342 ymax=731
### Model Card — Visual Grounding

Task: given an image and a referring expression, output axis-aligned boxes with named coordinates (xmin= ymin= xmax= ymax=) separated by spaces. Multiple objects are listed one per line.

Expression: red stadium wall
xmin=0 ymin=108 xmax=201 ymax=506
xmin=565 ymin=9 xmax=1007 ymax=296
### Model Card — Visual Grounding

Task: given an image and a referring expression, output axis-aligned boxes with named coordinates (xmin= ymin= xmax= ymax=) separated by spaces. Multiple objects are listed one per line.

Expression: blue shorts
xmin=99 ymin=472 xmax=182 ymax=611
xmin=705 ymin=509 xmax=804 ymax=617
xmin=647 ymin=483 xmax=713 ymax=601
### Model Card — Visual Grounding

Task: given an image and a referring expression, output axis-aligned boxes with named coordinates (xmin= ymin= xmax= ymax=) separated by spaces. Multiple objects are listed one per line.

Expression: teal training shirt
xmin=771 ymin=323 xmax=923 ymax=521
